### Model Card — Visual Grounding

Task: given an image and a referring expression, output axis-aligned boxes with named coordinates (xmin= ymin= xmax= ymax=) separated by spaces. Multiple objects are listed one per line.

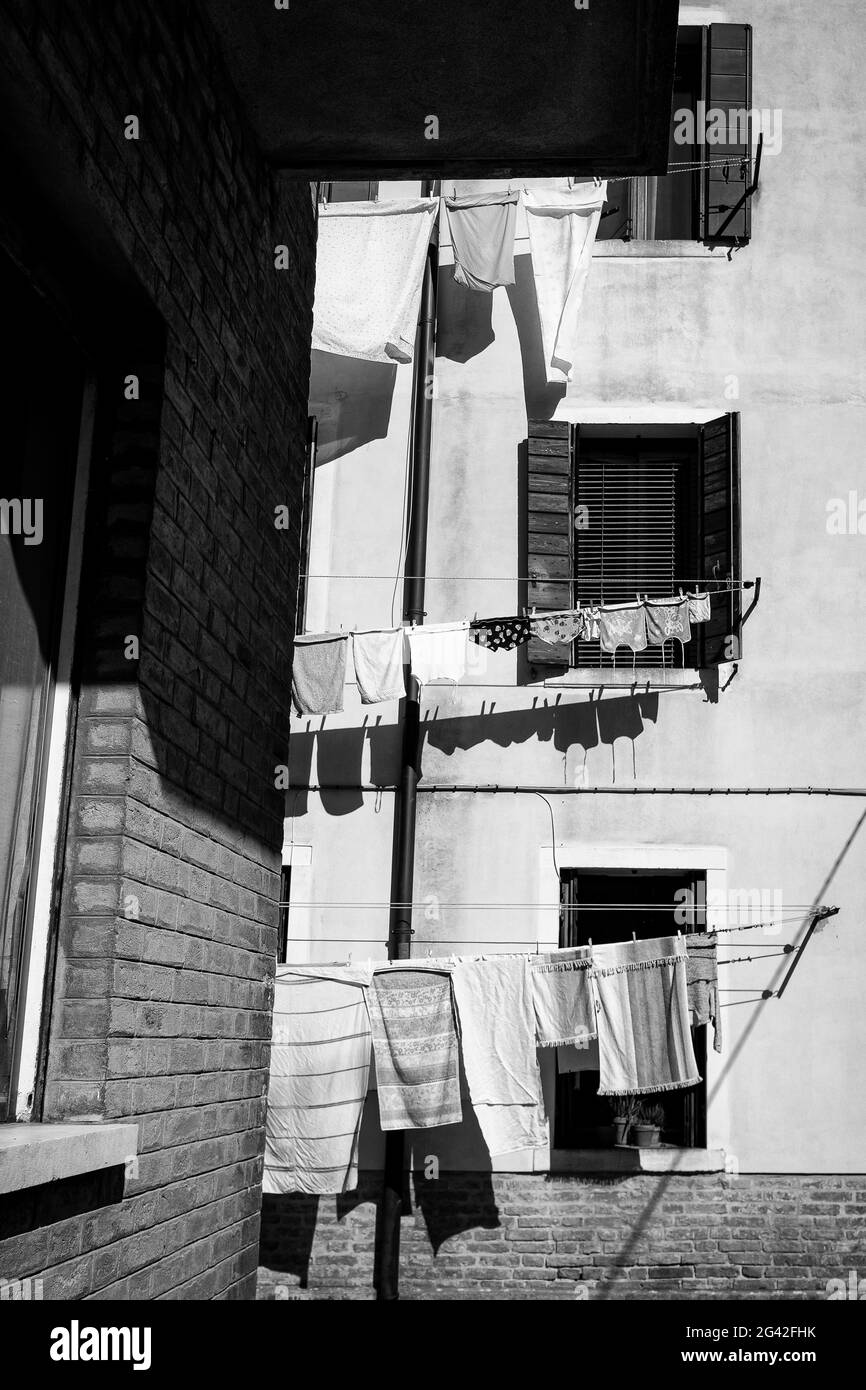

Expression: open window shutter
xmin=526 ymin=420 xmax=574 ymax=672
xmin=699 ymin=413 xmax=741 ymax=664
xmin=295 ymin=415 xmax=318 ymax=635
xmin=701 ymin=24 xmax=753 ymax=243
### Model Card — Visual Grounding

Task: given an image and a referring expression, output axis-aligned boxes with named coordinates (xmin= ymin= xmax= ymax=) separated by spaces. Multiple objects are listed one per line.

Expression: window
xmin=596 ymin=24 xmax=753 ymax=245
xmin=524 ymin=415 xmax=742 ymax=675
xmin=554 ymin=869 xmax=708 ymax=1150
xmin=319 ymin=181 xmax=379 ymax=205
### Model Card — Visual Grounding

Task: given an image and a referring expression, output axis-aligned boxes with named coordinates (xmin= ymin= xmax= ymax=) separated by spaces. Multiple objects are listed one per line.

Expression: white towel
xmin=263 ymin=965 xmax=373 ymax=1196
xmin=451 ymin=956 xmax=547 ymax=1157
xmin=407 ymin=621 xmax=470 ymax=691
xmin=524 ymin=182 xmax=606 ymax=383
xmin=351 ymin=629 xmax=406 ymax=704
xmin=311 ymin=198 xmax=438 ymax=363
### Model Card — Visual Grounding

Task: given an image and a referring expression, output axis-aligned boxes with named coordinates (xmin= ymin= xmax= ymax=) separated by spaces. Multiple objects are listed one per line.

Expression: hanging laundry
xmin=351 ymin=628 xmax=406 ymax=704
xmin=407 ymin=621 xmax=470 ymax=690
xmin=451 ymin=956 xmax=547 ymax=1157
xmin=524 ymin=181 xmax=607 ymax=383
xmin=311 ymin=198 xmax=438 ymax=363
xmin=469 ymin=616 xmax=532 ymax=652
xmin=531 ymin=947 xmax=596 ymax=1047
xmin=368 ymin=969 xmax=462 ymax=1130
xmin=590 ymin=936 xmax=701 ymax=1097
xmin=292 ymin=633 xmax=349 ymax=716
xmin=263 ymin=965 xmax=373 ymax=1196
xmin=597 ymin=602 xmax=649 ymax=655
xmin=644 ymin=596 xmax=692 ymax=648
xmin=529 ymin=609 xmax=585 ymax=647
xmin=444 ymin=189 xmax=519 ymax=293
xmin=582 ymin=605 xmax=601 ymax=641
xmin=686 ymin=932 xmax=722 ymax=1053
xmin=687 ymin=591 xmax=712 ymax=623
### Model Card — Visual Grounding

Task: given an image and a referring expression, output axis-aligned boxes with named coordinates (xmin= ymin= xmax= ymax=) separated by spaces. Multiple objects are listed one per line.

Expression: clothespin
xmin=632 ymin=931 xmax=637 ymax=942
xmin=347 ymin=950 xmax=352 ymax=965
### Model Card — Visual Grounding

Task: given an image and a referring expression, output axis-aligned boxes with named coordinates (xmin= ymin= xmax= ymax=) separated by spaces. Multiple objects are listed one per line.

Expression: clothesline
xmin=299 ymin=573 xmax=756 ymax=586
xmin=282 ymin=905 xmax=821 ymax=925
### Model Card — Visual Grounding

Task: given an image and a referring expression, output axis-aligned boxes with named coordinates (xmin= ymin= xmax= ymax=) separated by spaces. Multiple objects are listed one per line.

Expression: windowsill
xmin=549 ymin=1146 xmax=726 ymax=1174
xmin=0 ymin=1122 xmax=139 ymax=1196
xmin=593 ymin=241 xmax=731 ymax=259
xmin=544 ymin=668 xmax=707 ymax=689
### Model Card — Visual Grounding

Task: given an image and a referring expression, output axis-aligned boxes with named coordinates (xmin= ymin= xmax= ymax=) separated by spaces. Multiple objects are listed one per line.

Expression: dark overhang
xmin=201 ymin=0 xmax=680 ymax=179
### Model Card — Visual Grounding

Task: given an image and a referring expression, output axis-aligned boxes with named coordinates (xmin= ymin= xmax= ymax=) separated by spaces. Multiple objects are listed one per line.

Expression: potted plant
xmin=611 ymin=1096 xmax=640 ymax=1146
xmin=631 ymin=1102 xmax=665 ymax=1147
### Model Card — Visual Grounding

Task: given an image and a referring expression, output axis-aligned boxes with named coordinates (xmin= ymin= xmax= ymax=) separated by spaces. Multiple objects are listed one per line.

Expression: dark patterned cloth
xmin=469 ymin=617 xmax=532 ymax=651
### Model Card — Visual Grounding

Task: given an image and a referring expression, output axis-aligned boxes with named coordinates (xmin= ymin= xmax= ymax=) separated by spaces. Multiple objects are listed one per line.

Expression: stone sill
xmin=0 ymin=1122 xmax=139 ymax=1195
xmin=549 ymin=1146 xmax=727 ymax=1174
xmin=545 ymin=668 xmax=705 ymax=689
xmin=593 ymin=241 xmax=730 ymax=259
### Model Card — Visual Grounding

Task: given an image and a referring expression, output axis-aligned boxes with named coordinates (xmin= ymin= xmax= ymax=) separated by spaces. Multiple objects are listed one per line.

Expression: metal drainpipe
xmin=374 ymin=180 xmax=438 ymax=1301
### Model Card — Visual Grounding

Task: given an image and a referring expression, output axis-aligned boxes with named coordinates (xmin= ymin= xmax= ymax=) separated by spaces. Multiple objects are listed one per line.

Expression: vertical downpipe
xmin=374 ymin=181 xmax=438 ymax=1300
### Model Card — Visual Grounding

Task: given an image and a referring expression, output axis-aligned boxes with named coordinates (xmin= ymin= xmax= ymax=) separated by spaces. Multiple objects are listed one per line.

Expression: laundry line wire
xmin=299 ymin=572 xmax=755 ymax=587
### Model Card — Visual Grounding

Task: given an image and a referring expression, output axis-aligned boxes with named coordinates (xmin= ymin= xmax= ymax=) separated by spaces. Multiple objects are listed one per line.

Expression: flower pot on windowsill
xmin=631 ymin=1124 xmax=661 ymax=1148
xmin=613 ymin=1118 xmax=630 ymax=1146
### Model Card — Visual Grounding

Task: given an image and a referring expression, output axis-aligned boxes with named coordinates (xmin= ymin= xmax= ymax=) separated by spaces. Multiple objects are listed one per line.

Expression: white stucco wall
xmin=289 ymin=0 xmax=866 ymax=1173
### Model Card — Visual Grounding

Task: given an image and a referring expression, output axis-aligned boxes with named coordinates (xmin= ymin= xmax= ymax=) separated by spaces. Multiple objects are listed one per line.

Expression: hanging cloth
xmin=590 ymin=936 xmax=701 ymax=1097
xmin=686 ymin=932 xmax=722 ymax=1053
xmin=531 ymin=947 xmax=596 ymax=1047
xmin=644 ymin=596 xmax=692 ymax=649
xmin=407 ymin=621 xmax=470 ymax=690
xmin=291 ymin=633 xmax=349 ymax=715
xmin=351 ymin=628 xmax=406 ymax=704
xmin=444 ymin=189 xmax=519 ymax=292
xmin=687 ymin=591 xmax=712 ymax=623
xmin=523 ymin=181 xmax=607 ymax=383
xmin=469 ymin=617 xmax=532 ymax=652
xmin=597 ymin=602 xmax=649 ymax=655
xmin=368 ymin=968 xmax=462 ymax=1130
xmin=263 ymin=964 xmax=373 ymax=1196
xmin=529 ymin=609 xmax=585 ymax=647
xmin=451 ymin=956 xmax=547 ymax=1157
xmin=311 ymin=198 xmax=438 ymax=363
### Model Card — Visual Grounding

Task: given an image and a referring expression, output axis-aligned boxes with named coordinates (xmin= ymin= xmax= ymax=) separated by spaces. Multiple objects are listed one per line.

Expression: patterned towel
xmin=469 ymin=617 xmax=532 ymax=652
xmin=686 ymin=932 xmax=722 ymax=1053
xmin=368 ymin=969 xmax=462 ymax=1130
xmin=590 ymin=937 xmax=700 ymax=1096
xmin=263 ymin=965 xmax=373 ymax=1196
xmin=529 ymin=610 xmax=585 ymax=647
xmin=531 ymin=947 xmax=596 ymax=1047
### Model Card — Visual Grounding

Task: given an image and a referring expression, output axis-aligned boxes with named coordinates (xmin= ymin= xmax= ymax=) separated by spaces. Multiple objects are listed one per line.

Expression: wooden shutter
xmin=526 ymin=420 xmax=574 ymax=670
xmin=701 ymin=24 xmax=753 ymax=242
xmin=295 ymin=416 xmax=318 ymax=635
xmin=699 ymin=413 xmax=741 ymax=664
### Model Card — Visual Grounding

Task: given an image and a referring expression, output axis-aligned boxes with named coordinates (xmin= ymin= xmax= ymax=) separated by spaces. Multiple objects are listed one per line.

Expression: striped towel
xmin=531 ymin=947 xmax=596 ymax=1047
xmin=686 ymin=932 xmax=722 ymax=1053
xmin=591 ymin=937 xmax=700 ymax=1096
xmin=368 ymin=969 xmax=462 ymax=1130
xmin=263 ymin=965 xmax=373 ymax=1196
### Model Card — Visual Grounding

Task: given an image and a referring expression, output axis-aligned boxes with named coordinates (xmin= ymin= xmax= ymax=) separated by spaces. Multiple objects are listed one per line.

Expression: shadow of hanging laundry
xmin=435 ymin=271 xmax=496 ymax=364
xmin=316 ymin=726 xmax=367 ymax=814
xmin=506 ymin=253 xmax=567 ymax=422
xmin=309 ymin=351 xmax=398 ymax=465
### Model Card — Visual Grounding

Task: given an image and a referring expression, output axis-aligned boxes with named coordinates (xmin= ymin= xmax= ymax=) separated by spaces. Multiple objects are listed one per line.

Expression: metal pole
xmin=375 ymin=179 xmax=438 ymax=1302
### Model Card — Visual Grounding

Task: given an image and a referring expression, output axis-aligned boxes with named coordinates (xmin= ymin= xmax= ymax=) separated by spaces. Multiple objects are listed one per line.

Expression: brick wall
xmin=257 ymin=1173 xmax=866 ymax=1300
xmin=0 ymin=0 xmax=315 ymax=1298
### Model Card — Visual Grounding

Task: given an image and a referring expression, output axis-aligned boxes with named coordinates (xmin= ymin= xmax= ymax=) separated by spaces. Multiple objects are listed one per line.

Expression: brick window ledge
xmin=549 ymin=1146 xmax=727 ymax=1175
xmin=0 ymin=1122 xmax=139 ymax=1196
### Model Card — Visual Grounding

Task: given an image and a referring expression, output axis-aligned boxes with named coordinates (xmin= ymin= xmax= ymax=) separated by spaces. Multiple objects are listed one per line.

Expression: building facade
xmin=259 ymin=0 xmax=866 ymax=1299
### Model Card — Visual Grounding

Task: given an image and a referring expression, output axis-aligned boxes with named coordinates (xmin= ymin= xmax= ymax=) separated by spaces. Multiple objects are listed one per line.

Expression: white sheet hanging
xmin=311 ymin=198 xmax=438 ymax=364
xmin=524 ymin=181 xmax=607 ymax=383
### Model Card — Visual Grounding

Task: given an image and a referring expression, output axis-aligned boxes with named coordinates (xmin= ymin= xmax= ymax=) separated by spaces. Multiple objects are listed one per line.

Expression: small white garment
xmin=407 ymin=621 xmax=470 ymax=691
xmin=451 ymin=956 xmax=547 ymax=1157
xmin=311 ymin=198 xmax=438 ymax=363
xmin=351 ymin=629 xmax=406 ymax=704
xmin=524 ymin=181 xmax=607 ymax=383
xmin=687 ymin=591 xmax=712 ymax=623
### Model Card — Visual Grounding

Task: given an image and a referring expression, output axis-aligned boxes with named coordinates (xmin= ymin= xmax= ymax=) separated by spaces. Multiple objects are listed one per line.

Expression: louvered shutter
xmin=526 ymin=420 xmax=574 ymax=671
xmin=702 ymin=24 xmax=753 ymax=242
xmin=699 ymin=413 xmax=741 ymax=664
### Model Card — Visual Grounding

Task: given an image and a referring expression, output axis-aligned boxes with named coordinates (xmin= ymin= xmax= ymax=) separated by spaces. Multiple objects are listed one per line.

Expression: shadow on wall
xmin=435 ymin=254 xmax=566 ymax=422
xmin=309 ymin=350 xmax=398 ymax=465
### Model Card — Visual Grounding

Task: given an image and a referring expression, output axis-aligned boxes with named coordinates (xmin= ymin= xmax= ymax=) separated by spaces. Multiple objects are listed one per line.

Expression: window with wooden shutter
xmin=526 ymin=420 xmax=574 ymax=672
xmin=699 ymin=412 xmax=742 ymax=664
xmin=701 ymin=24 xmax=753 ymax=243
xmin=524 ymin=417 xmax=742 ymax=674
